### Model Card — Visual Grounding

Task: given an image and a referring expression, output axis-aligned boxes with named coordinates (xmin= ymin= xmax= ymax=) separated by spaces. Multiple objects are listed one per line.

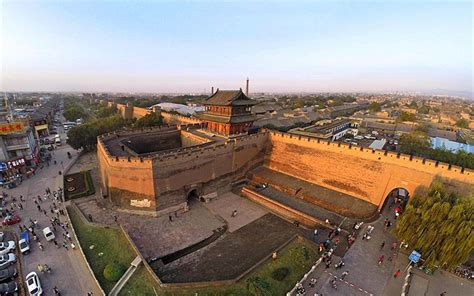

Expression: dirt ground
xmin=156 ymin=213 xmax=298 ymax=283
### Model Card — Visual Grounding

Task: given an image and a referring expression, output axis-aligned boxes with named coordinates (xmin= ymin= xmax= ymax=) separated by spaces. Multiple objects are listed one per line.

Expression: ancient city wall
xmin=115 ymin=103 xmax=151 ymax=120
xmin=161 ymin=111 xmax=202 ymax=125
xmin=97 ymin=135 xmax=156 ymax=212
xmin=265 ymin=131 xmax=474 ymax=208
xmin=115 ymin=103 xmax=202 ymax=125
xmin=97 ymin=127 xmax=268 ymax=215
xmin=151 ymin=132 xmax=268 ymax=210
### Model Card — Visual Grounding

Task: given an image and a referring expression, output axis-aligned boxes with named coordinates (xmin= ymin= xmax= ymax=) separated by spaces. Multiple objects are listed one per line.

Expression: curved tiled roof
xmin=203 ymin=89 xmax=256 ymax=106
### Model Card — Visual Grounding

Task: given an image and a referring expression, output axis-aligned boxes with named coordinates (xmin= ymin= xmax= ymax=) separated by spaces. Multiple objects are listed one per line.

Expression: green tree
xmin=395 ymin=182 xmax=474 ymax=269
xmin=67 ymin=115 xmax=130 ymax=150
xmin=63 ymin=106 xmax=87 ymax=121
xmin=414 ymin=122 xmax=431 ymax=134
xmin=408 ymin=100 xmax=418 ymax=109
xmin=134 ymin=112 xmax=163 ymax=128
xmin=397 ymin=111 xmax=417 ymax=123
xmin=456 ymin=118 xmax=469 ymax=129
xmin=368 ymin=102 xmax=382 ymax=113
xmin=96 ymin=107 xmax=117 ymax=118
xmin=418 ymin=105 xmax=430 ymax=114
xmin=399 ymin=131 xmax=431 ymax=155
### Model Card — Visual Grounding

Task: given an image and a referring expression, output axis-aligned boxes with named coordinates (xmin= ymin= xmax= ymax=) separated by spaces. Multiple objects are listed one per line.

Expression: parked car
xmin=0 ymin=267 xmax=17 ymax=283
xmin=0 ymin=281 xmax=18 ymax=295
xmin=0 ymin=241 xmax=15 ymax=255
xmin=42 ymin=227 xmax=55 ymax=242
xmin=2 ymin=213 xmax=21 ymax=226
xmin=0 ymin=254 xmax=16 ymax=270
xmin=26 ymin=272 xmax=43 ymax=296
xmin=19 ymin=231 xmax=30 ymax=254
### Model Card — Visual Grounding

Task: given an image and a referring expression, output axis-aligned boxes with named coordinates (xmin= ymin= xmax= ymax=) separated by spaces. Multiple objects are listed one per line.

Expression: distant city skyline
xmin=1 ymin=1 xmax=472 ymax=93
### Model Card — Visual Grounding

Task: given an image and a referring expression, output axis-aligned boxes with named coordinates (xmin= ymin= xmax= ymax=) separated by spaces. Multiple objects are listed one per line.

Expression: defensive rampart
xmin=264 ymin=131 xmax=474 ymax=209
xmin=97 ymin=126 xmax=268 ymax=215
xmin=114 ymin=102 xmax=203 ymax=125
xmin=161 ymin=111 xmax=202 ymax=125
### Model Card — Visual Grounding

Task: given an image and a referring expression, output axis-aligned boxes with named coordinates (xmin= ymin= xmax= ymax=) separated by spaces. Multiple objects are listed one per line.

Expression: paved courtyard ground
xmin=75 ymin=198 xmax=225 ymax=260
xmin=156 ymin=213 xmax=298 ymax=283
xmin=203 ymin=191 xmax=268 ymax=232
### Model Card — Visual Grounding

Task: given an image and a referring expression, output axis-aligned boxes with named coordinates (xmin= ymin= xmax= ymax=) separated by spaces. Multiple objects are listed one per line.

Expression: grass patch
xmin=67 ymin=206 xmax=135 ymax=293
xmin=64 ymin=171 xmax=95 ymax=200
xmin=120 ymin=238 xmax=318 ymax=296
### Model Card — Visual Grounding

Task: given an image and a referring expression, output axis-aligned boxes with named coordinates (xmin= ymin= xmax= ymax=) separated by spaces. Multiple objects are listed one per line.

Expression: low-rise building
xmin=289 ymin=119 xmax=356 ymax=141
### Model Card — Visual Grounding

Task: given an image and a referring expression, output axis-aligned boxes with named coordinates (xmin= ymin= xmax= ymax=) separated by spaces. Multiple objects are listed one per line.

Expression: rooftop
xmin=100 ymin=126 xmax=216 ymax=157
xmin=203 ymin=89 xmax=256 ymax=106
xmin=304 ymin=119 xmax=352 ymax=134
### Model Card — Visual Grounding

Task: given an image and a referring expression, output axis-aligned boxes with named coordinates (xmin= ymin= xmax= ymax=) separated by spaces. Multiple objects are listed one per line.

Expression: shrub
xmin=103 ymin=261 xmax=126 ymax=282
xmin=271 ymin=267 xmax=290 ymax=281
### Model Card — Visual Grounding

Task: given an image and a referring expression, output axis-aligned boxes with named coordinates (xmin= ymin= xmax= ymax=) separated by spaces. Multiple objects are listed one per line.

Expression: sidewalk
xmin=5 ymin=131 xmax=103 ymax=295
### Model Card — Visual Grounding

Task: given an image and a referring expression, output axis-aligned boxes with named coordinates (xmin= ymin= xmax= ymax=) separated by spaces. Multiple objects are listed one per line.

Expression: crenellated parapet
xmin=265 ymin=129 xmax=473 ymax=177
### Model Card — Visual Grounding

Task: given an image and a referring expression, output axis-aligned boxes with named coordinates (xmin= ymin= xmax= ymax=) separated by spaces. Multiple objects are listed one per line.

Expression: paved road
xmin=298 ymin=203 xmax=400 ymax=296
xmin=3 ymin=120 xmax=102 ymax=295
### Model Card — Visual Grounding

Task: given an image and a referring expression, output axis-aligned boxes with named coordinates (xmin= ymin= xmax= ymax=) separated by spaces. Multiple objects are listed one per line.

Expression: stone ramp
xmin=109 ymin=256 xmax=142 ymax=296
xmin=250 ymin=166 xmax=378 ymax=218
xmin=75 ymin=199 xmax=225 ymax=260
xmin=156 ymin=213 xmax=297 ymax=283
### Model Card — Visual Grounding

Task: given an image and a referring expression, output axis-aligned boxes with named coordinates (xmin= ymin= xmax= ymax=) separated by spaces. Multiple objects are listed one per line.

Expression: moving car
xmin=42 ymin=227 xmax=55 ymax=242
xmin=0 ymin=241 xmax=15 ymax=255
xmin=0 ymin=254 xmax=16 ymax=270
xmin=26 ymin=272 xmax=43 ymax=296
xmin=19 ymin=231 xmax=30 ymax=254
xmin=0 ymin=267 xmax=17 ymax=283
xmin=0 ymin=281 xmax=18 ymax=295
xmin=2 ymin=213 xmax=21 ymax=226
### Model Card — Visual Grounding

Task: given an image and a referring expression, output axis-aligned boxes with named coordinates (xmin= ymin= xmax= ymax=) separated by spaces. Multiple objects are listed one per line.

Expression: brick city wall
xmin=151 ymin=132 xmax=269 ymax=211
xmin=97 ymin=128 xmax=268 ymax=215
xmin=161 ymin=111 xmax=202 ymax=125
xmin=265 ymin=131 xmax=474 ymax=209
xmin=97 ymin=133 xmax=156 ymax=213
xmin=114 ymin=103 xmax=202 ymax=125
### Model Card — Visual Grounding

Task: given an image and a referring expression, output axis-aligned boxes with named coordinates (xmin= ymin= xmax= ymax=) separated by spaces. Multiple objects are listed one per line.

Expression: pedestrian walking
xmin=378 ymin=255 xmax=385 ymax=265
xmin=391 ymin=242 xmax=397 ymax=250
xmin=380 ymin=241 xmax=385 ymax=250
xmin=394 ymin=269 xmax=401 ymax=278
xmin=341 ymin=271 xmax=349 ymax=280
xmin=325 ymin=260 xmax=331 ymax=269
xmin=169 ymin=215 xmax=173 ymax=222
xmin=314 ymin=228 xmax=318 ymax=238
xmin=328 ymin=229 xmax=334 ymax=238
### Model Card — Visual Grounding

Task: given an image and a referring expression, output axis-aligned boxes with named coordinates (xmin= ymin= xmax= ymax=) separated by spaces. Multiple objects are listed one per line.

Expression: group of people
xmin=4 ymin=183 xmax=76 ymax=296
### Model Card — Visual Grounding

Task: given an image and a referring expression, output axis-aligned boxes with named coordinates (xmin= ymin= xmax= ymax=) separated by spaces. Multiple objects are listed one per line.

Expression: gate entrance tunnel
xmin=187 ymin=189 xmax=200 ymax=205
xmin=382 ymin=188 xmax=409 ymax=212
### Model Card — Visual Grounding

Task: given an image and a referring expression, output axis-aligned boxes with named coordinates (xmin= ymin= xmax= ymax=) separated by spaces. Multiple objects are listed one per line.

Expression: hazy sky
xmin=1 ymin=0 xmax=472 ymax=93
